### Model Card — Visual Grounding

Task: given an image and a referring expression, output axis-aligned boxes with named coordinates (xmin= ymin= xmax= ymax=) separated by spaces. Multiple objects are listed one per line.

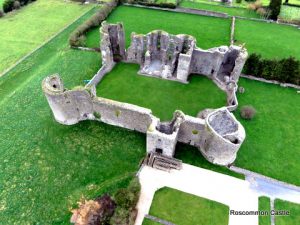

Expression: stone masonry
xmin=42 ymin=22 xmax=248 ymax=166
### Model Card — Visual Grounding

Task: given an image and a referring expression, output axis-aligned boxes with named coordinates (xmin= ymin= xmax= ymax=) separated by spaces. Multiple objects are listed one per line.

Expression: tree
xmin=269 ymin=0 xmax=282 ymax=20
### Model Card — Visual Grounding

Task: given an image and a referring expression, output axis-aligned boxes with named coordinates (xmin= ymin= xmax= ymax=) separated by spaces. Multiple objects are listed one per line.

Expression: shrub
xmin=3 ymin=0 xmax=14 ymax=13
xmin=0 ymin=10 xmax=4 ymax=18
xmin=13 ymin=1 xmax=21 ymax=9
xmin=256 ymin=7 xmax=267 ymax=16
xmin=240 ymin=105 xmax=256 ymax=120
xmin=70 ymin=194 xmax=116 ymax=225
xmin=3 ymin=0 xmax=36 ymax=13
xmin=269 ymin=0 xmax=282 ymax=20
xmin=236 ymin=0 xmax=242 ymax=3
xmin=110 ymin=178 xmax=140 ymax=225
xmin=93 ymin=112 xmax=101 ymax=119
xmin=121 ymin=0 xmax=177 ymax=8
xmin=248 ymin=0 xmax=262 ymax=11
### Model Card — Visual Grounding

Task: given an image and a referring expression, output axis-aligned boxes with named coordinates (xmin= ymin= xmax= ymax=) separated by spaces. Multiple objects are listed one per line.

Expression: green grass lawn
xmin=182 ymin=0 xmax=300 ymax=19
xmin=235 ymin=19 xmax=300 ymax=60
xmin=259 ymin=197 xmax=271 ymax=225
xmin=275 ymin=200 xmax=300 ymax=225
xmin=85 ymin=5 xmax=231 ymax=48
xmin=0 ymin=5 xmax=240 ymax=224
xmin=96 ymin=63 xmax=226 ymax=121
xmin=86 ymin=6 xmax=300 ymax=61
xmin=143 ymin=218 xmax=161 ymax=225
xmin=0 ymin=4 xmax=299 ymax=224
xmin=0 ymin=8 xmax=147 ymax=224
xmin=147 ymin=187 xmax=229 ymax=225
xmin=180 ymin=0 xmax=261 ymax=18
xmin=0 ymin=0 xmax=94 ymax=74
xmin=234 ymin=78 xmax=300 ymax=186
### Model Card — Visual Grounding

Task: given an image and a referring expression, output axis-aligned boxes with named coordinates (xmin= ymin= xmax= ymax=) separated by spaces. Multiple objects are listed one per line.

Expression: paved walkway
xmin=135 ymin=164 xmax=259 ymax=225
xmin=230 ymin=166 xmax=300 ymax=204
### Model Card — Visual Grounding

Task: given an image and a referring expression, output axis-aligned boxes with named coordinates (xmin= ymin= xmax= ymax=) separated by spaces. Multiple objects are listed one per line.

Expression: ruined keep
xmin=42 ymin=22 xmax=248 ymax=166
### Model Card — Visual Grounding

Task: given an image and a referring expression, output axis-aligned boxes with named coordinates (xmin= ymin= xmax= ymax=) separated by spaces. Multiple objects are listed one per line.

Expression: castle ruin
xmin=42 ymin=22 xmax=248 ymax=166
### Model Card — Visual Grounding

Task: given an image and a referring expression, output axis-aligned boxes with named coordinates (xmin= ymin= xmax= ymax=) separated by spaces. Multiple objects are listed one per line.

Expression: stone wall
xmin=42 ymin=23 xmax=249 ymax=166
xmin=190 ymin=48 xmax=225 ymax=79
xmin=100 ymin=22 xmax=248 ymax=99
xmin=199 ymin=108 xmax=245 ymax=165
xmin=43 ymin=74 xmax=245 ymax=165
xmin=93 ymin=97 xmax=153 ymax=133
xmin=146 ymin=111 xmax=184 ymax=157
xmin=42 ymin=75 xmax=94 ymax=125
xmin=177 ymin=115 xmax=206 ymax=147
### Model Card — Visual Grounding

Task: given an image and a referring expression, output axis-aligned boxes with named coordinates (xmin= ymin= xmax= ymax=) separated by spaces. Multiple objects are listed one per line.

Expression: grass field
xmin=0 ymin=8 xmax=147 ymax=224
xmin=86 ymin=6 xmax=300 ymax=61
xmin=0 ymin=5 xmax=241 ymax=224
xmin=180 ymin=0 xmax=261 ymax=18
xmin=147 ymin=188 xmax=229 ymax=225
xmin=235 ymin=19 xmax=300 ymax=60
xmin=96 ymin=63 xmax=226 ymax=121
xmin=275 ymin=199 xmax=300 ymax=225
xmin=234 ymin=78 xmax=300 ymax=185
xmin=0 ymin=4 xmax=299 ymax=224
xmin=0 ymin=0 xmax=94 ymax=74
xmin=86 ymin=5 xmax=231 ymax=49
xmin=259 ymin=197 xmax=271 ymax=225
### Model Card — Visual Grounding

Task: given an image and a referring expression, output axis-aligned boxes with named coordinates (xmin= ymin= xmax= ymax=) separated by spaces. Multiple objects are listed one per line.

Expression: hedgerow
xmin=121 ymin=0 xmax=178 ymax=8
xmin=69 ymin=0 xmax=118 ymax=47
xmin=244 ymin=53 xmax=300 ymax=85
xmin=3 ymin=0 xmax=36 ymax=13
